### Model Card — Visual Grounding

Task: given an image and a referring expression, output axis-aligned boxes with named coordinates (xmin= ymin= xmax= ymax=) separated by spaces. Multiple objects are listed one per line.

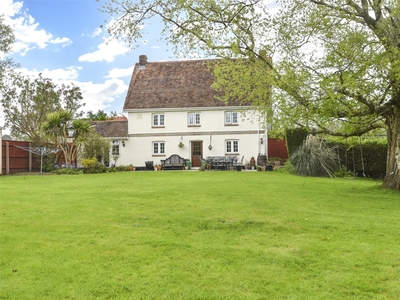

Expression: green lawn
xmin=0 ymin=171 xmax=399 ymax=299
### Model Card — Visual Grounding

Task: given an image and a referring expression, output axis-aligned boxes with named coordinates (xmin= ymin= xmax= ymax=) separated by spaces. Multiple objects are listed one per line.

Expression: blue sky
xmin=0 ymin=0 xmax=180 ymax=127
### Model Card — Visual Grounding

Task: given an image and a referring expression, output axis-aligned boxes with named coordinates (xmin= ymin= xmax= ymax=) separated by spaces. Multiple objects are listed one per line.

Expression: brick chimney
xmin=139 ymin=55 xmax=147 ymax=69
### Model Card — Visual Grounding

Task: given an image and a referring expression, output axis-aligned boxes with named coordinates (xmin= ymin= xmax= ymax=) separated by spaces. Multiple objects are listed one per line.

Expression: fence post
xmin=6 ymin=142 xmax=9 ymax=175
xmin=29 ymin=143 xmax=32 ymax=172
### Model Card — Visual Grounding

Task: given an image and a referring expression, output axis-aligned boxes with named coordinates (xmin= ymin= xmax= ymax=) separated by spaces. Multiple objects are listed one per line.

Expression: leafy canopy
xmin=1 ymin=73 xmax=85 ymax=142
xmin=99 ymin=0 xmax=400 ymax=189
xmin=0 ymin=15 xmax=16 ymax=92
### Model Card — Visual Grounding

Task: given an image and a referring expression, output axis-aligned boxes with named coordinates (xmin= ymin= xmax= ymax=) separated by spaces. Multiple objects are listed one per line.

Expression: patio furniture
xmin=145 ymin=161 xmax=154 ymax=170
xmin=205 ymin=156 xmax=238 ymax=170
xmin=161 ymin=154 xmax=186 ymax=170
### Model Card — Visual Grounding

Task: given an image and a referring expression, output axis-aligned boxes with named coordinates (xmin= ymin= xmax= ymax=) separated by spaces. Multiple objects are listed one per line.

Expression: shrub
xmin=81 ymin=157 xmax=107 ymax=174
xmin=333 ymin=166 xmax=354 ymax=178
xmin=52 ymin=168 xmax=82 ymax=175
xmin=42 ymin=153 xmax=58 ymax=172
xmin=278 ymin=159 xmax=296 ymax=174
xmin=290 ymin=135 xmax=338 ymax=177
xmin=116 ymin=165 xmax=133 ymax=172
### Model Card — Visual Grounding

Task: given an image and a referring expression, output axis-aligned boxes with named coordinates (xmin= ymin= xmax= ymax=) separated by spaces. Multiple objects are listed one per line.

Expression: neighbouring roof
xmin=123 ymin=56 xmax=244 ymax=110
xmin=90 ymin=120 xmax=128 ymax=138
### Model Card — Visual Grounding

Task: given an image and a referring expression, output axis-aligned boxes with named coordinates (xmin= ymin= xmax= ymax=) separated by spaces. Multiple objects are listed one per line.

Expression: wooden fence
xmin=1 ymin=140 xmax=41 ymax=175
xmin=268 ymin=139 xmax=288 ymax=161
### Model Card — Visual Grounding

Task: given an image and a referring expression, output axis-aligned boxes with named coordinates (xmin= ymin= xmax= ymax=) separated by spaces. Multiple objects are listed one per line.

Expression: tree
xmin=42 ymin=110 xmax=92 ymax=167
xmin=87 ymin=109 xmax=109 ymax=121
xmin=100 ymin=0 xmax=400 ymax=190
xmin=0 ymin=15 xmax=16 ymax=92
xmin=81 ymin=131 xmax=110 ymax=164
xmin=1 ymin=73 xmax=85 ymax=142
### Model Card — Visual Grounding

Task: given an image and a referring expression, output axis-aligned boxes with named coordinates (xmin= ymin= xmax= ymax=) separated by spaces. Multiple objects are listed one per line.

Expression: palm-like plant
xmin=42 ymin=110 xmax=92 ymax=166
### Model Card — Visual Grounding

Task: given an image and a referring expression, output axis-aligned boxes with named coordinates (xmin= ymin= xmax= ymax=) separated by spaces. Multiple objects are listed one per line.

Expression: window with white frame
xmin=188 ymin=112 xmax=201 ymax=126
xmin=112 ymin=141 xmax=120 ymax=155
xmin=226 ymin=140 xmax=239 ymax=154
xmin=153 ymin=141 xmax=165 ymax=155
xmin=112 ymin=145 xmax=119 ymax=156
xmin=225 ymin=111 xmax=238 ymax=125
xmin=152 ymin=114 xmax=165 ymax=127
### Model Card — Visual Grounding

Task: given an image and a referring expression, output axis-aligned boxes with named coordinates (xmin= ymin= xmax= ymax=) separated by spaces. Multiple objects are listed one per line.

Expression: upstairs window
xmin=188 ymin=112 xmax=201 ymax=126
xmin=226 ymin=140 xmax=239 ymax=154
xmin=152 ymin=114 xmax=165 ymax=127
xmin=153 ymin=141 xmax=165 ymax=155
xmin=225 ymin=112 xmax=238 ymax=125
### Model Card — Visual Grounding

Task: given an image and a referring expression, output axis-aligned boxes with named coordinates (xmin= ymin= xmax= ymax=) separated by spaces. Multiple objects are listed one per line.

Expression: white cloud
xmin=105 ymin=67 xmax=133 ymax=79
xmin=0 ymin=0 xmax=72 ymax=55
xmin=17 ymin=66 xmax=81 ymax=82
xmin=78 ymin=79 xmax=128 ymax=112
xmin=50 ymin=37 xmax=73 ymax=47
xmin=78 ymin=37 xmax=130 ymax=63
xmin=91 ymin=27 xmax=102 ymax=37
xmin=0 ymin=0 xmax=23 ymax=17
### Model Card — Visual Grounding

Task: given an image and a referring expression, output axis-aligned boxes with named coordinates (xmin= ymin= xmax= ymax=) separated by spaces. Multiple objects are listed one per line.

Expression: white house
xmin=117 ymin=55 xmax=268 ymax=168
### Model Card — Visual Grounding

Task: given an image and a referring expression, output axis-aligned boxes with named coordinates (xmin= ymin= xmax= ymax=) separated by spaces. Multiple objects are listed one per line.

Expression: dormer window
xmin=152 ymin=114 xmax=165 ymax=127
xmin=188 ymin=112 xmax=201 ymax=126
xmin=225 ymin=111 xmax=238 ymax=125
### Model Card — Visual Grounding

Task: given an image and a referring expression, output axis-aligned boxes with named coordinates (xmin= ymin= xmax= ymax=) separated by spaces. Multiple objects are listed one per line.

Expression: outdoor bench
xmin=161 ymin=154 xmax=185 ymax=170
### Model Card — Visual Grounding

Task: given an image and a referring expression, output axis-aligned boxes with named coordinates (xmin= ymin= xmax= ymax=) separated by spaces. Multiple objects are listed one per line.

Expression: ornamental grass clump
xmin=290 ymin=134 xmax=338 ymax=177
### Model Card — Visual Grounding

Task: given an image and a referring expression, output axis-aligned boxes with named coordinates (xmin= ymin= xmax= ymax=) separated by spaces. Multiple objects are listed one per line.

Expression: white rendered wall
xmin=121 ymin=108 xmax=267 ymax=167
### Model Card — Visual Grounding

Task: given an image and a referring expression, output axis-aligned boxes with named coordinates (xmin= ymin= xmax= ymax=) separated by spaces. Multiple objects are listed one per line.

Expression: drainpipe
xmin=265 ymin=124 xmax=269 ymax=160
xmin=258 ymin=125 xmax=261 ymax=155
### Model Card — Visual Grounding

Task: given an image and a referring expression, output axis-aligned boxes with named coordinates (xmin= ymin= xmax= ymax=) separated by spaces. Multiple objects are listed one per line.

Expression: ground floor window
xmin=112 ymin=141 xmax=120 ymax=155
xmin=226 ymin=140 xmax=239 ymax=154
xmin=153 ymin=141 xmax=165 ymax=155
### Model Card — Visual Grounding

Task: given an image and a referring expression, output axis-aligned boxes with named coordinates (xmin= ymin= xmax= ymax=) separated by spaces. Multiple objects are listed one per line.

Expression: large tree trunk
xmin=384 ymin=106 xmax=400 ymax=190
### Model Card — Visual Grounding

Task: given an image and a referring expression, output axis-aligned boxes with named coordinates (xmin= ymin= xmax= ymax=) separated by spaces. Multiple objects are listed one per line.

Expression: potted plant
xmin=250 ymin=157 xmax=256 ymax=170
xmin=178 ymin=141 xmax=184 ymax=148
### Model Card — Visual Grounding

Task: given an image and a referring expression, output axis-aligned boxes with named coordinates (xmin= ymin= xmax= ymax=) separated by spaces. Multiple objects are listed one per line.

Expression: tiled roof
xmin=123 ymin=57 xmax=244 ymax=110
xmin=89 ymin=120 xmax=128 ymax=138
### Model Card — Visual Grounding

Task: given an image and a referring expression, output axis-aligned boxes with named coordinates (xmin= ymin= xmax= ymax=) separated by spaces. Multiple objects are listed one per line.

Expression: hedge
xmin=285 ymin=128 xmax=309 ymax=157
xmin=334 ymin=140 xmax=387 ymax=179
xmin=286 ymin=129 xmax=387 ymax=179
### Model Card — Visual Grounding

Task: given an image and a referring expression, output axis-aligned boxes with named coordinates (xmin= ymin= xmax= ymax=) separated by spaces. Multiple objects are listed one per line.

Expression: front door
xmin=191 ymin=141 xmax=203 ymax=167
